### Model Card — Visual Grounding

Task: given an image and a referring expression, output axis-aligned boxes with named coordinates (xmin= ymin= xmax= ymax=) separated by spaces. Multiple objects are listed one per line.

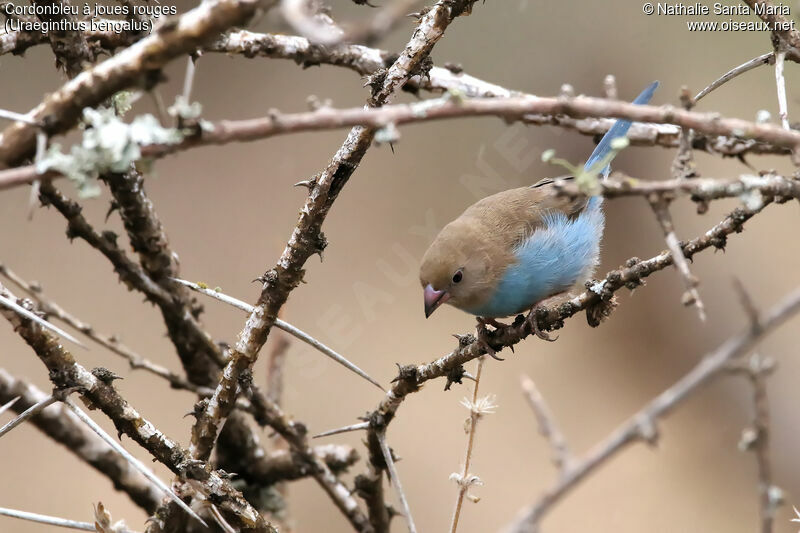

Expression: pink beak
xmin=424 ymin=284 xmax=449 ymax=318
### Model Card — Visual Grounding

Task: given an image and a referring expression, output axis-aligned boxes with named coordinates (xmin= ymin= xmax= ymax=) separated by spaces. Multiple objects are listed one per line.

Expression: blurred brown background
xmin=2 ymin=1 xmax=800 ymax=532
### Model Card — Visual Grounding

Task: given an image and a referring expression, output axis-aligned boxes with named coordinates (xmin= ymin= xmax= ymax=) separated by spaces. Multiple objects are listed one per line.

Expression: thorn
xmin=313 ymin=421 xmax=370 ymax=438
xmin=294 ymin=179 xmax=315 ymax=189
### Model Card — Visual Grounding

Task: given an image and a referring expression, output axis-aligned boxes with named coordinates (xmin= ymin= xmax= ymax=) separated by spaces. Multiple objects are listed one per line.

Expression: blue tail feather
xmin=583 ymin=80 xmax=659 ymax=175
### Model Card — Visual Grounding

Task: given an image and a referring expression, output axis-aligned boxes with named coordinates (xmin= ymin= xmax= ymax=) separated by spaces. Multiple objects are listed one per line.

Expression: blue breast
xmin=465 ymin=204 xmax=605 ymax=318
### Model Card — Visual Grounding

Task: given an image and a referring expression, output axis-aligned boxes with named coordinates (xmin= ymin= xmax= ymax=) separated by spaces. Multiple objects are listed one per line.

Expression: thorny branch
xmin=520 ymin=375 xmax=574 ymax=476
xmin=0 ymin=280 xmax=275 ymax=532
xmin=187 ymin=3 xmax=481 ymax=533
xmin=0 ymin=261 xmax=194 ymax=391
xmin=729 ymin=352 xmax=780 ymax=533
xmin=2 ymin=0 xmax=799 ymax=531
xmin=0 ymin=369 xmax=162 ymax=512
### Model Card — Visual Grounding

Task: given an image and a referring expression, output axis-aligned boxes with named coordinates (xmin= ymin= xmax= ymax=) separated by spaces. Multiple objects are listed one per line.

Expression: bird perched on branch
xmin=419 ymin=81 xmax=659 ymax=355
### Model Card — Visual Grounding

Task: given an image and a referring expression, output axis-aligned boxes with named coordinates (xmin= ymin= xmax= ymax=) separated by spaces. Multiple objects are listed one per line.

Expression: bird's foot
xmin=526 ymin=304 xmax=558 ymax=342
xmin=475 ymin=317 xmax=504 ymax=361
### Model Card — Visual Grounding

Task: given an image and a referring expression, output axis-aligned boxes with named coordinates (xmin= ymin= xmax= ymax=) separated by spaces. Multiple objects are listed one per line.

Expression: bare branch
xmin=378 ymin=430 xmax=417 ymax=533
xmin=695 ymin=52 xmax=774 ymax=102
xmin=0 ymin=262 xmax=194 ymax=391
xmin=0 ymin=108 xmax=40 ymax=126
xmin=729 ymin=353 xmax=780 ymax=533
xmin=774 ymin=47 xmax=791 ymax=129
xmin=0 ymin=281 xmax=274 ymax=532
xmin=281 ymin=0 xmax=344 ymax=44
xmin=0 ymin=0 xmax=264 ymax=168
xmin=7 ymin=90 xmax=800 ymax=192
xmin=63 ymin=399 xmax=208 ymax=527
xmin=0 ymin=292 xmax=86 ymax=348
xmin=504 ymin=286 xmax=800 ymax=533
xmin=556 ymin=172 xmax=800 ymax=202
xmin=0 ymin=391 xmax=63 ymax=439
xmin=520 ymin=375 xmax=573 ymax=475
xmin=450 ymin=357 xmax=488 ymax=533
xmin=0 ymin=369 xmax=162 ymax=512
xmin=648 ymin=196 xmax=706 ymax=321
xmin=100 ymin=169 xmax=224 ymax=384
xmin=172 ymin=277 xmax=383 ymax=390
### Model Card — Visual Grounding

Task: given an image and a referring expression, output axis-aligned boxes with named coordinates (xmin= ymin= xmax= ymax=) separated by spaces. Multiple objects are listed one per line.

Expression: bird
xmin=419 ymin=81 xmax=659 ymax=354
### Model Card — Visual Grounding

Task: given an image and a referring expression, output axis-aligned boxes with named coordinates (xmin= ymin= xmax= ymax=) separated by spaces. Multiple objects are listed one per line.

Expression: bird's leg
xmin=475 ymin=317 xmax=504 ymax=361
xmin=526 ymin=293 xmax=567 ymax=342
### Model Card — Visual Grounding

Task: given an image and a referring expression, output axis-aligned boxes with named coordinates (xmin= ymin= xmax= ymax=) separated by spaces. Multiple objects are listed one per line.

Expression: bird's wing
xmin=460 ymin=183 xmax=588 ymax=252
xmin=529 ymin=176 xmax=588 ymax=220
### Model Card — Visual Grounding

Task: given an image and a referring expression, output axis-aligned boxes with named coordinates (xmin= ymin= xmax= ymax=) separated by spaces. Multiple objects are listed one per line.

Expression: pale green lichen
xmin=111 ymin=91 xmax=140 ymax=117
xmin=36 ymin=107 xmax=183 ymax=197
xmin=168 ymin=96 xmax=203 ymax=120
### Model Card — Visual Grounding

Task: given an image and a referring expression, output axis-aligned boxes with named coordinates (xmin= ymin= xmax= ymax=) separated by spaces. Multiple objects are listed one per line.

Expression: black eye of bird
xmin=452 ymin=270 xmax=463 ymax=283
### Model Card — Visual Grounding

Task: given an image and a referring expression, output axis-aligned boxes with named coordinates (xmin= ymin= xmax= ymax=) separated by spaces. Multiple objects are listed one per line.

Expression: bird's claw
xmin=527 ymin=306 xmax=558 ymax=342
xmin=475 ymin=318 xmax=504 ymax=361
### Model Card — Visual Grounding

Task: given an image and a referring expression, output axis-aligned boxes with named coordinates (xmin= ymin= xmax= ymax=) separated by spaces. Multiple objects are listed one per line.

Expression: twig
xmin=503 ymin=285 xmax=800 ymax=533
xmin=730 ymin=353 xmax=780 ymax=533
xmin=0 ymin=262 xmax=194 ymax=391
xmin=208 ymin=31 xmax=793 ymax=156
xmin=378 ymin=430 xmax=417 ymax=533
xmin=135 ymin=94 xmax=800 ymax=155
xmin=219 ymin=439 xmax=360 ymax=485
xmin=774 ymin=47 xmax=791 ymax=130
xmin=0 ymin=281 xmax=273 ymax=532
xmin=64 ymin=399 xmax=208 ymax=528
xmin=0 ymin=506 xmax=124 ymax=532
xmin=0 ymin=108 xmax=40 ymax=126
xmin=520 ymin=375 xmax=573 ymax=475
xmin=0 ymin=0 xmax=264 ymax=168
xmin=449 ymin=357 xmax=488 ymax=533
xmin=555 ymin=171 xmax=800 ymax=202
xmin=0 ymin=292 xmax=86 ymax=348
xmin=648 ymin=196 xmax=706 ymax=321
xmin=0 ymin=391 xmax=63 ymax=439
xmin=0 ymin=369 xmax=161 ymax=512
xmin=695 ymin=52 xmax=774 ymax=102
xmin=314 ymin=421 xmax=370 ymax=438
xmin=6 ymin=88 xmax=800 ymax=192
xmin=671 ymin=86 xmax=697 ymax=180
xmin=100 ymin=169 xmax=224 ymax=383
xmin=172 ymin=278 xmax=383 ymax=390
